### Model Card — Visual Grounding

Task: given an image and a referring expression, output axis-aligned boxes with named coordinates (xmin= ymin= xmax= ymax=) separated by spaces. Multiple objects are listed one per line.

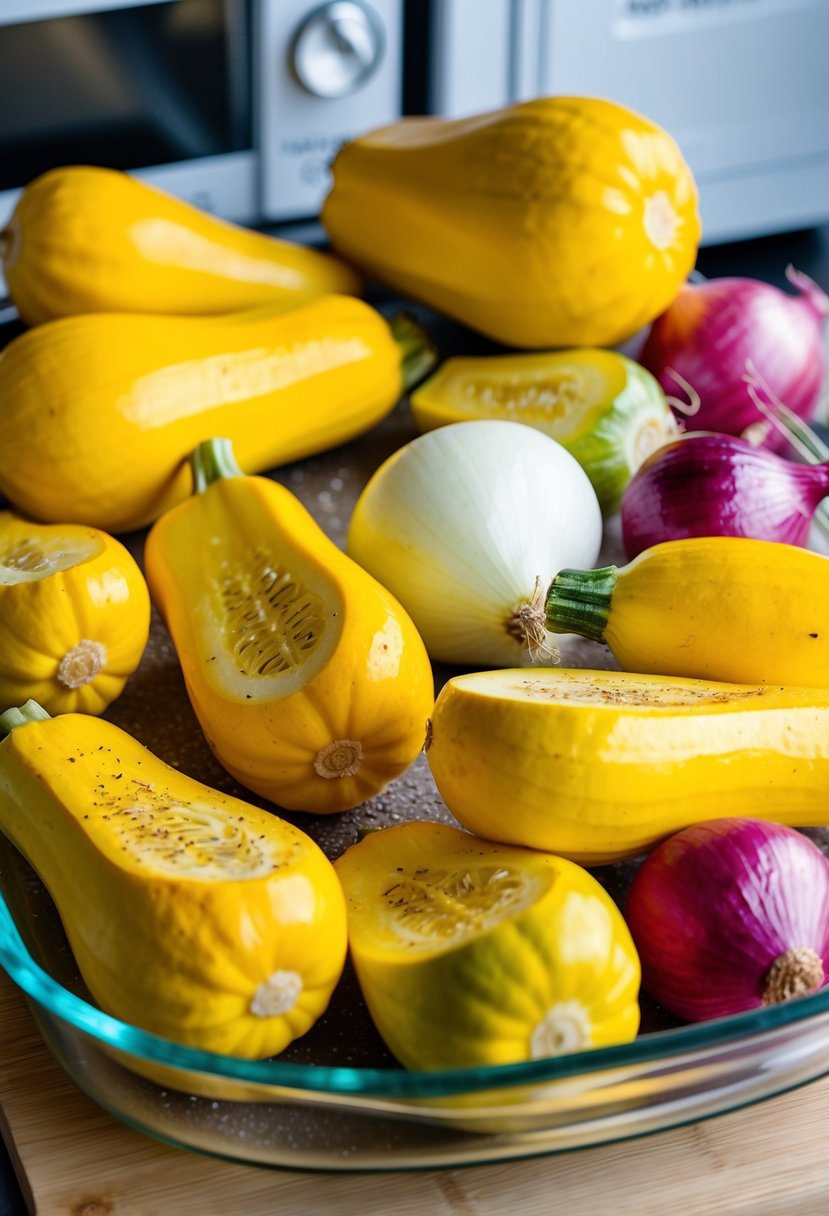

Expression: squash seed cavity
xmin=219 ymin=552 xmax=326 ymax=678
xmin=250 ymin=970 xmax=304 ymax=1018
xmin=108 ymin=802 xmax=279 ymax=880
xmin=0 ymin=534 xmax=102 ymax=585
xmin=530 ymin=1000 xmax=592 ymax=1058
xmin=384 ymin=865 xmax=537 ymax=947
xmin=460 ymin=371 xmax=590 ymax=423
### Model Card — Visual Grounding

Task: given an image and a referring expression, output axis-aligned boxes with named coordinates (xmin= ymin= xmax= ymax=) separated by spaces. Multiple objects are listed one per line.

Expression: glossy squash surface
xmin=322 ymin=96 xmax=700 ymax=348
xmin=0 ymin=296 xmax=417 ymax=532
xmin=0 ymin=511 xmax=149 ymax=715
xmin=335 ymin=821 xmax=640 ymax=1069
xmin=1 ymin=165 xmax=360 ymax=325
xmin=0 ymin=704 xmax=347 ymax=1057
xmin=144 ymin=441 xmax=434 ymax=814
xmin=426 ymin=669 xmax=829 ymax=864
xmin=546 ymin=537 xmax=829 ymax=687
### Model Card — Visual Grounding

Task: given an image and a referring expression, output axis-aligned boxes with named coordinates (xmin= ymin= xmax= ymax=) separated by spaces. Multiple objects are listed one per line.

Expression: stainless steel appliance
xmin=0 ymin=0 xmax=827 ymax=246
xmin=0 ymin=0 xmax=402 ymax=231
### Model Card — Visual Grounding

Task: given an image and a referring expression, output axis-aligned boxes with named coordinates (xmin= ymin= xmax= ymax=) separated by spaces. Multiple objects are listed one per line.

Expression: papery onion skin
xmin=346 ymin=420 xmax=602 ymax=667
xmin=620 ymin=432 xmax=829 ymax=559
xmin=625 ymin=818 xmax=829 ymax=1023
xmin=639 ymin=269 xmax=829 ymax=450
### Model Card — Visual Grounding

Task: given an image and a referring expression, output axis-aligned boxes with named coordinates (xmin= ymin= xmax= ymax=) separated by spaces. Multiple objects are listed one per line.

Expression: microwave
xmin=0 ymin=0 xmax=404 ymax=233
xmin=0 ymin=0 xmax=828 ymax=246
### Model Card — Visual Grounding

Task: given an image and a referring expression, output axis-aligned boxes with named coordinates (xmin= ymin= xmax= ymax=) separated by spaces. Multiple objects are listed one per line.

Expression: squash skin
xmin=427 ymin=668 xmax=829 ymax=864
xmin=334 ymin=821 xmax=640 ymax=1069
xmin=0 ymin=712 xmax=348 ymax=1057
xmin=0 ymin=296 xmax=405 ymax=532
xmin=1 ymin=165 xmax=360 ymax=325
xmin=547 ymin=537 xmax=829 ymax=687
xmin=322 ymin=96 xmax=700 ymax=349
xmin=0 ymin=511 xmax=150 ymax=715
xmin=144 ymin=466 xmax=434 ymax=814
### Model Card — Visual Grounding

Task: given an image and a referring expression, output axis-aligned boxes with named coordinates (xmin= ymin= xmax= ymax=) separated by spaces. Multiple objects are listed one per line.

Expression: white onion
xmin=346 ymin=420 xmax=603 ymax=666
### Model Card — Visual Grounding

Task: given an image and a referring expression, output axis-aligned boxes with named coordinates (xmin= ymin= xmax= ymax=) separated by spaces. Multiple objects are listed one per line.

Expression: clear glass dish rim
xmin=3 ymin=885 xmax=829 ymax=1101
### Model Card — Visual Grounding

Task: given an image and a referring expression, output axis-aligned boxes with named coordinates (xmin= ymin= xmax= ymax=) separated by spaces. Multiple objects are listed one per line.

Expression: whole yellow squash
xmin=0 ymin=296 xmax=432 ymax=532
xmin=144 ymin=439 xmax=434 ymax=814
xmin=322 ymin=96 xmax=701 ymax=348
xmin=0 ymin=510 xmax=149 ymax=715
xmin=0 ymin=701 xmax=347 ymax=1057
xmin=1 ymin=165 xmax=360 ymax=325
xmin=544 ymin=537 xmax=829 ymax=686
xmin=334 ymin=821 xmax=640 ymax=1069
xmin=426 ymin=668 xmax=829 ymax=864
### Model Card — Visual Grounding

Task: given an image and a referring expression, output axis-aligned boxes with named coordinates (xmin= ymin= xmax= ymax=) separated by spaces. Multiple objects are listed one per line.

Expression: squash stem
xmin=0 ymin=700 xmax=51 ymax=738
xmin=544 ymin=566 xmax=618 ymax=643
xmin=389 ymin=312 xmax=438 ymax=391
xmin=190 ymin=438 xmax=244 ymax=494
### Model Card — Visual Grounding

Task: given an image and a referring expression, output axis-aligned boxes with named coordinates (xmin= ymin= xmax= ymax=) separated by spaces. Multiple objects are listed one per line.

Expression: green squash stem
xmin=388 ymin=312 xmax=438 ymax=391
xmin=190 ymin=438 xmax=245 ymax=493
xmin=544 ymin=565 xmax=619 ymax=643
xmin=0 ymin=700 xmax=51 ymax=737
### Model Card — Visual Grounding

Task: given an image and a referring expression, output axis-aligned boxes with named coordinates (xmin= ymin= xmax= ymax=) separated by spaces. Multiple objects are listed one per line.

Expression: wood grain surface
xmin=1 ymin=968 xmax=828 ymax=1216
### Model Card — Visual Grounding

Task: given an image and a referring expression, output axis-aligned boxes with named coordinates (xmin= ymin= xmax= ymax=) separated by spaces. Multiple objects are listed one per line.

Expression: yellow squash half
xmin=427 ymin=669 xmax=829 ymax=864
xmin=1 ymin=165 xmax=360 ymax=325
xmin=0 ymin=702 xmax=347 ymax=1057
xmin=322 ymin=96 xmax=700 ymax=349
xmin=334 ymin=821 xmax=640 ymax=1069
xmin=544 ymin=537 xmax=829 ymax=687
xmin=144 ymin=439 xmax=434 ymax=814
xmin=0 ymin=511 xmax=149 ymax=715
xmin=0 ymin=296 xmax=432 ymax=532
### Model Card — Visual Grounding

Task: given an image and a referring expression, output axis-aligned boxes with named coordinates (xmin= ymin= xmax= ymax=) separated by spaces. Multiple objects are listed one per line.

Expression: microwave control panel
xmin=258 ymin=0 xmax=403 ymax=221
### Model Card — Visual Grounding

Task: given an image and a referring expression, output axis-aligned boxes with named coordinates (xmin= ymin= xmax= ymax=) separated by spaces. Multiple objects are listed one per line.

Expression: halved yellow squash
xmin=335 ymin=821 xmax=640 ymax=1069
xmin=144 ymin=439 xmax=434 ymax=813
xmin=0 ymin=510 xmax=150 ymax=715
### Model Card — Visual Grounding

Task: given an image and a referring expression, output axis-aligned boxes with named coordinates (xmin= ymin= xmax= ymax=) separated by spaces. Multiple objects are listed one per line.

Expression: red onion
xmin=619 ymin=431 xmax=829 ymax=558
xmin=639 ymin=267 xmax=829 ymax=450
xmin=625 ymin=819 xmax=829 ymax=1022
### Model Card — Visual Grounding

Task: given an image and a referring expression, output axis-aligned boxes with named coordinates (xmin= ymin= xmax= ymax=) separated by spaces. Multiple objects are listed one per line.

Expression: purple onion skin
xmin=619 ymin=432 xmax=829 ymax=559
xmin=625 ymin=819 xmax=829 ymax=1023
xmin=639 ymin=270 xmax=829 ymax=451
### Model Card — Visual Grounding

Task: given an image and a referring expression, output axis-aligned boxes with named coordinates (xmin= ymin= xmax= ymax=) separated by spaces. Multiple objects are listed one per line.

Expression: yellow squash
xmin=322 ymin=96 xmax=700 ymax=349
xmin=426 ymin=669 xmax=829 ymax=864
xmin=144 ymin=439 xmax=434 ymax=814
xmin=0 ymin=511 xmax=149 ymax=715
xmin=0 ymin=702 xmax=347 ymax=1057
xmin=410 ymin=349 xmax=676 ymax=515
xmin=0 ymin=296 xmax=433 ymax=532
xmin=544 ymin=537 xmax=829 ymax=686
xmin=334 ymin=821 xmax=640 ymax=1069
xmin=1 ymin=165 xmax=360 ymax=325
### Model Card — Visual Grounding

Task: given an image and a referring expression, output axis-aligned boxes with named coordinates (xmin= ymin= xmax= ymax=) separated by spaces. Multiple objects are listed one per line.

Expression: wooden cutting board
xmin=1 ymin=969 xmax=828 ymax=1216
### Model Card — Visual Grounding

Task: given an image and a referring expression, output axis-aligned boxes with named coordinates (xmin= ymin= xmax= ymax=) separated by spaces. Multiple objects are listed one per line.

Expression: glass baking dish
xmin=2 ymin=331 xmax=829 ymax=1172
xmin=4 ymin=817 xmax=829 ymax=1173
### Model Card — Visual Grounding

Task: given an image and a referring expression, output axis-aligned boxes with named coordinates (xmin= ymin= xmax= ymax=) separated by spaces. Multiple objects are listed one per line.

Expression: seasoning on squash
xmin=334 ymin=820 xmax=640 ymax=1069
xmin=426 ymin=667 xmax=829 ymax=864
xmin=144 ymin=438 xmax=434 ymax=814
xmin=0 ymin=700 xmax=348 ymax=1058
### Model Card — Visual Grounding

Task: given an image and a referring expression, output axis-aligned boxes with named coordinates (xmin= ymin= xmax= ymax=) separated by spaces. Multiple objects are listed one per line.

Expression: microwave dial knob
xmin=292 ymin=2 xmax=385 ymax=99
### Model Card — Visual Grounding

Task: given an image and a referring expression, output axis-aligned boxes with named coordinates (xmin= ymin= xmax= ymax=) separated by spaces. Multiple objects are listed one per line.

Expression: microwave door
xmin=0 ymin=1 xmax=250 ymax=193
